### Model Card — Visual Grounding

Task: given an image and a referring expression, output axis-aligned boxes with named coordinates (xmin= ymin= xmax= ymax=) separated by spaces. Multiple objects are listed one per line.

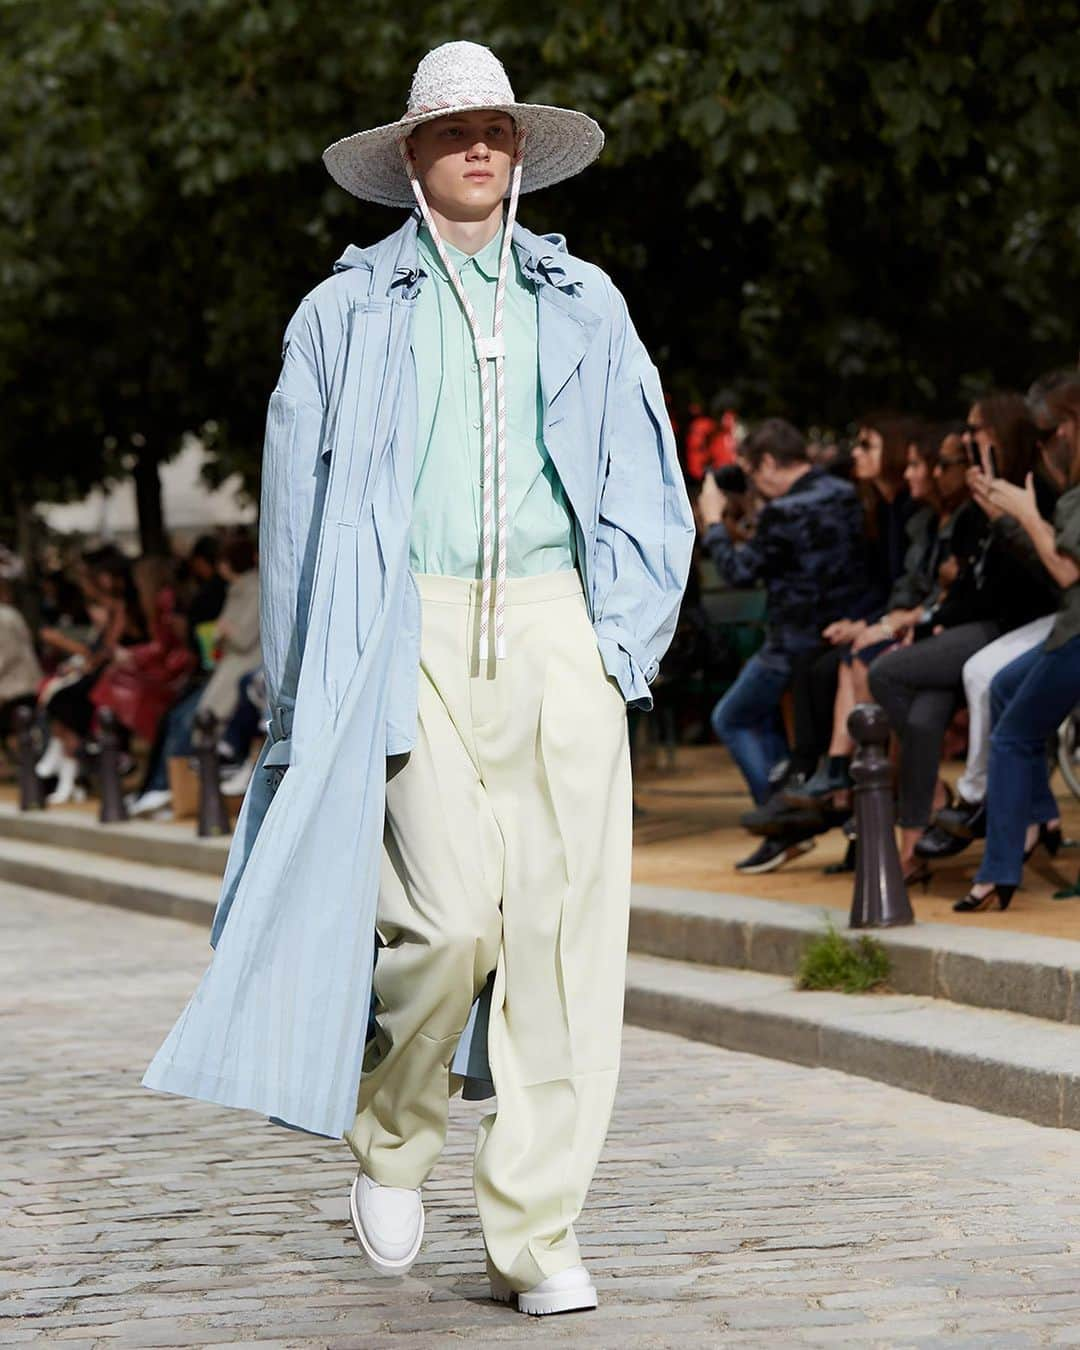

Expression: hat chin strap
xmin=401 ymin=137 xmax=526 ymax=663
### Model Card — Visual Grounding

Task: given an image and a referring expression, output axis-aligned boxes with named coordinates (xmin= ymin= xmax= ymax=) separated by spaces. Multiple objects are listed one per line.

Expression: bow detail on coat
xmin=390 ymin=265 xmax=427 ymax=300
xmin=518 ymin=252 xmax=581 ymax=294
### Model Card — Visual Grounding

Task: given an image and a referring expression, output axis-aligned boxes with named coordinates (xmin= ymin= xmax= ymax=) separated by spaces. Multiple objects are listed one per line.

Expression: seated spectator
xmin=698 ymin=418 xmax=864 ymax=871
xmin=869 ymin=391 xmax=1060 ymax=881
xmin=790 ymin=423 xmax=967 ymax=807
xmin=91 ymin=555 xmax=195 ymax=745
xmin=0 ymin=576 xmax=42 ymax=751
xmin=129 ymin=536 xmax=260 ymax=817
xmin=36 ymin=548 xmax=144 ymax=803
xmin=953 ymin=373 xmax=1080 ymax=912
xmin=920 ymin=376 xmax=1077 ymax=860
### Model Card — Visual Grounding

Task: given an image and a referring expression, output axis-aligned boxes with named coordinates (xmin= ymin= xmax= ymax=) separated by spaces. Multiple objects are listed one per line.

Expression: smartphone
xmin=986 ymin=445 xmax=999 ymax=478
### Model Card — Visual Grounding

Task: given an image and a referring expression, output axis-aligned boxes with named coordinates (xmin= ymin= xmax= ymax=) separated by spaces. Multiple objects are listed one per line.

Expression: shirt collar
xmin=418 ymin=225 xmax=504 ymax=282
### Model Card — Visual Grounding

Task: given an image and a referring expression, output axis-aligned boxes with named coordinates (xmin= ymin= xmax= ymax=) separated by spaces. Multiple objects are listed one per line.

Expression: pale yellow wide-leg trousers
xmin=345 ymin=570 xmax=632 ymax=1292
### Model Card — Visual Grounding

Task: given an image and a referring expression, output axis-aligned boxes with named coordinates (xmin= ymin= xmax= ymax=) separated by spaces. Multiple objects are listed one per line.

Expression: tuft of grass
xmin=795 ymin=917 xmax=890 ymax=994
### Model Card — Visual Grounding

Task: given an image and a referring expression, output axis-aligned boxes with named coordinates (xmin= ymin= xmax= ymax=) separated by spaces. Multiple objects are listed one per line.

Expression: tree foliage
xmin=2 ymin=0 xmax=1079 ymax=529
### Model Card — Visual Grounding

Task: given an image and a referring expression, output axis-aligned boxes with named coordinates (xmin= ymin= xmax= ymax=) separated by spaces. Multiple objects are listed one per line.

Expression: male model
xmin=145 ymin=40 xmax=694 ymax=1317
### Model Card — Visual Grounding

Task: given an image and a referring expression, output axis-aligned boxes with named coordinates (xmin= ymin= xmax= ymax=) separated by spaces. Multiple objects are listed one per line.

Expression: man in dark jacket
xmin=699 ymin=418 xmax=864 ymax=871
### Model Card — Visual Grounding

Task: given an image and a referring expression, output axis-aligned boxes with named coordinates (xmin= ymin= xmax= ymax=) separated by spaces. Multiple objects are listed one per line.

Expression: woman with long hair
xmin=954 ymin=374 xmax=1080 ymax=911
xmin=869 ymin=392 xmax=1060 ymax=882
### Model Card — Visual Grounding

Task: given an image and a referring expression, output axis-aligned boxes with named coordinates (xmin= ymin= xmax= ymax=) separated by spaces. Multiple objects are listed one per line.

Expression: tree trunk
xmin=133 ymin=450 xmax=166 ymax=556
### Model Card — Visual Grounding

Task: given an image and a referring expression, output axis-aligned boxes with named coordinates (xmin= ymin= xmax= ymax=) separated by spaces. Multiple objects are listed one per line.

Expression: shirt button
xmin=472 ymin=420 xmax=481 ymax=430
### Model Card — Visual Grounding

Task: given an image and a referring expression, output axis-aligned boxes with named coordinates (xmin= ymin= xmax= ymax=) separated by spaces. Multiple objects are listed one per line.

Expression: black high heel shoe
xmin=903 ymin=859 xmax=932 ymax=892
xmin=953 ymin=883 xmax=1016 ymax=913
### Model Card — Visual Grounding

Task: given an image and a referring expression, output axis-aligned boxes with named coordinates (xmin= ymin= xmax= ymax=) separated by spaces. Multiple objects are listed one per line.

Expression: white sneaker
xmin=128 ymin=788 xmax=173 ymax=818
xmin=45 ymin=755 xmax=84 ymax=806
xmin=490 ymin=1264 xmax=598 ymax=1316
xmin=219 ymin=759 xmax=254 ymax=797
xmin=35 ymin=736 xmax=62 ymax=778
xmin=349 ymin=1172 xmax=424 ymax=1276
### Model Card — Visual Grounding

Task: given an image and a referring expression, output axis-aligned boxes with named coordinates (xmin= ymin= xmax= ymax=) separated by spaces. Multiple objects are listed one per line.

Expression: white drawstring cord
xmin=401 ymin=132 xmax=526 ymax=661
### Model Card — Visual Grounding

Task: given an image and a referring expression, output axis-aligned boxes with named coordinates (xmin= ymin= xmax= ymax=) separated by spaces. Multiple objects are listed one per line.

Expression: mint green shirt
xmin=409 ymin=226 xmax=577 ymax=579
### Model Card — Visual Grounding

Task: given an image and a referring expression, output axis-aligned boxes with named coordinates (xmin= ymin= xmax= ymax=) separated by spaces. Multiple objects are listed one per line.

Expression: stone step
xmin=0 ymin=800 xmax=229 ymax=876
xmin=630 ymin=884 xmax=1080 ymax=1027
xmin=624 ymin=954 xmax=1080 ymax=1131
xmin=0 ymin=836 xmax=219 ymax=926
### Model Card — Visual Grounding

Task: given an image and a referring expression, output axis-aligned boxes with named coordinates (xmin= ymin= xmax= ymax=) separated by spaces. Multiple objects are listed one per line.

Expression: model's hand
xmin=698 ymin=474 xmax=727 ymax=529
xmin=987 ymin=473 xmax=1039 ymax=527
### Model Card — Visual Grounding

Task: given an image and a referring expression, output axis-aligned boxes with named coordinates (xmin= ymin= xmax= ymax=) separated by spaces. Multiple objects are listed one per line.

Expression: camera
xmin=710 ymin=464 xmax=749 ymax=494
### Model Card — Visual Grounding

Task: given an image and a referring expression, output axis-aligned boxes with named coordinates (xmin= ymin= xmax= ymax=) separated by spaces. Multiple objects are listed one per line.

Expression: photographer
xmin=699 ymin=418 xmax=864 ymax=872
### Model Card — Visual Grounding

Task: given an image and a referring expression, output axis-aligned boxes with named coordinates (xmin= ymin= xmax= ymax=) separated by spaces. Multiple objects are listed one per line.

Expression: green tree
xmin=1 ymin=0 xmax=1078 ymax=546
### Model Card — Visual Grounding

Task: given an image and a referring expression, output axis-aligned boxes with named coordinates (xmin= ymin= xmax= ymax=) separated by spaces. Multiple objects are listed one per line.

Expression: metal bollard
xmin=847 ymin=702 xmax=914 ymax=928
xmin=15 ymin=705 xmax=46 ymax=812
xmin=98 ymin=708 xmax=130 ymax=824
xmin=193 ymin=709 xmax=230 ymax=838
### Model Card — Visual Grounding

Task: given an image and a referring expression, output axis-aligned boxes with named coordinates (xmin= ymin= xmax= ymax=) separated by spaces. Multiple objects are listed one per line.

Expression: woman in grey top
xmin=954 ymin=373 xmax=1080 ymax=912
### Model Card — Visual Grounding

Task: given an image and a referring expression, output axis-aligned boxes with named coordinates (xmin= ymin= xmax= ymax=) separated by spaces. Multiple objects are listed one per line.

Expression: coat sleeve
xmin=592 ymin=285 xmax=696 ymax=711
xmin=259 ymin=298 xmax=333 ymax=764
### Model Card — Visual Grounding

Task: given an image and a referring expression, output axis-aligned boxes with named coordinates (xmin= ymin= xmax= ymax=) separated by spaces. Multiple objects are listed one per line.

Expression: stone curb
xmin=625 ymin=955 xmax=1080 ymax=1131
xmin=630 ymin=885 xmax=1080 ymax=1027
xmin=0 ymin=840 xmax=218 ymax=927
xmin=0 ymin=801 xmax=229 ymax=876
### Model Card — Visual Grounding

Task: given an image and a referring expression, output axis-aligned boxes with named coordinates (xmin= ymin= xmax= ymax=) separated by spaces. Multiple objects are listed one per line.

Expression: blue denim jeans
xmin=711 ymin=645 xmax=804 ymax=804
xmin=976 ymin=635 xmax=1080 ymax=886
xmin=145 ymin=686 xmax=203 ymax=793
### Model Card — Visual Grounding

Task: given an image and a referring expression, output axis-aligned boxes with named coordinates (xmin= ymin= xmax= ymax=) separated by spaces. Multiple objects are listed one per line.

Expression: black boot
xmin=914 ymin=823 xmax=974 ymax=860
xmin=934 ymin=797 xmax=987 ymax=841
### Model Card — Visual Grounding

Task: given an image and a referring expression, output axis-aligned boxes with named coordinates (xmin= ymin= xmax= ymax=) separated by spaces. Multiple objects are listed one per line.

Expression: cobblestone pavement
xmin=6 ymin=882 xmax=1080 ymax=1348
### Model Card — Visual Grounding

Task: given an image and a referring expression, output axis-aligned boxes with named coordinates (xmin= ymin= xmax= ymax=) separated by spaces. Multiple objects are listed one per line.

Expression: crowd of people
xmin=690 ymin=370 xmax=1080 ymax=915
xmin=0 ymin=533 xmax=262 ymax=816
xmin=3 ymin=372 xmax=1080 ymax=918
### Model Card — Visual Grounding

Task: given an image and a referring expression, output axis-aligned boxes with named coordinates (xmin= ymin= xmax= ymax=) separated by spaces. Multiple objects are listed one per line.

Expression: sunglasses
xmin=853 ymin=437 xmax=877 ymax=451
xmin=937 ymin=454 xmax=969 ymax=469
xmin=962 ymin=422 xmax=985 ymax=438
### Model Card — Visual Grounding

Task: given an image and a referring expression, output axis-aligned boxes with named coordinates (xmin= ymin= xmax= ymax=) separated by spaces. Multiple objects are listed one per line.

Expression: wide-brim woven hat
xmin=323 ymin=40 xmax=604 ymax=208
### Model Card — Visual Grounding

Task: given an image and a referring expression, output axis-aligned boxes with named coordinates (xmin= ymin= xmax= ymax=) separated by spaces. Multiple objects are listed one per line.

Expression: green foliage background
xmin=2 ymin=0 xmax=1079 ymax=529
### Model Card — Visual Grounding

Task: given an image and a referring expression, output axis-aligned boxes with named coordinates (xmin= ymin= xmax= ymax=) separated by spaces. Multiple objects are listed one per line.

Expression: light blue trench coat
xmin=143 ymin=214 xmax=695 ymax=1138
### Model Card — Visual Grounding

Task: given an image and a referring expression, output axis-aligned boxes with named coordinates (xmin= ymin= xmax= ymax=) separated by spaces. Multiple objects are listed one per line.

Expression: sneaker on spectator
xmin=734 ymin=835 xmax=816 ymax=874
xmin=741 ymin=793 xmax=825 ymax=838
xmin=783 ymin=757 xmax=852 ymax=807
xmin=129 ymin=788 xmax=173 ymax=818
xmin=220 ymin=759 xmax=254 ymax=797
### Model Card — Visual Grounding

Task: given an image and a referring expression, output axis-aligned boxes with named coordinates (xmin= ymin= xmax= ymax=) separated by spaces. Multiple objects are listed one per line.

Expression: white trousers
xmin=346 ymin=570 xmax=633 ymax=1292
xmin=957 ymin=614 xmax=1055 ymax=801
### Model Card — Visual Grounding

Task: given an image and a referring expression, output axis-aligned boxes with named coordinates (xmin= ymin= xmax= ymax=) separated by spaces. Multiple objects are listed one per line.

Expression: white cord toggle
xmin=474 ymin=335 xmax=505 ymax=360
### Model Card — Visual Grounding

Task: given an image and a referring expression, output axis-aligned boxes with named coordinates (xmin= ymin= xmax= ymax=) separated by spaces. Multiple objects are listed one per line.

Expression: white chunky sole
xmin=348 ymin=1174 xmax=424 ymax=1277
xmin=489 ymin=1269 xmax=598 ymax=1316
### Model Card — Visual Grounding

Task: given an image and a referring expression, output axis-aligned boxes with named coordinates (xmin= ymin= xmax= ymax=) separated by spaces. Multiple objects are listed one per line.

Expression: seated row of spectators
xmin=698 ymin=371 xmax=1080 ymax=914
xmin=0 ymin=532 xmax=263 ymax=814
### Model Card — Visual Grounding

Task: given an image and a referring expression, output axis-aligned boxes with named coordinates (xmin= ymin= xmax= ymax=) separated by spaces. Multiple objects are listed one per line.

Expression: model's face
xmin=406 ymin=110 xmax=516 ymax=221
xmin=852 ymin=427 xmax=883 ymax=480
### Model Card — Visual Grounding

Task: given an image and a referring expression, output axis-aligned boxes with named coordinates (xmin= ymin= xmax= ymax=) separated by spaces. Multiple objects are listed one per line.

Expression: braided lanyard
xmin=401 ymin=133 xmax=525 ymax=661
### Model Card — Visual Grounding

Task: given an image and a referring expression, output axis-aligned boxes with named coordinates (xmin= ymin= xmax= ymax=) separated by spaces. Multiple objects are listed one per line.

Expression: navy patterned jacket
xmin=704 ymin=466 xmax=866 ymax=656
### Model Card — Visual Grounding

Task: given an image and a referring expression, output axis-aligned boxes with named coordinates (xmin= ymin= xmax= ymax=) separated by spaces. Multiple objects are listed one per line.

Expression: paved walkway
xmin=5 ymin=882 xmax=1080 ymax=1347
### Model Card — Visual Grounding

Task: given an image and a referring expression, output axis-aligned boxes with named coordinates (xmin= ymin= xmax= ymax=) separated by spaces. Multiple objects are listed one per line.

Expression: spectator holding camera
xmin=699 ymin=418 xmax=864 ymax=871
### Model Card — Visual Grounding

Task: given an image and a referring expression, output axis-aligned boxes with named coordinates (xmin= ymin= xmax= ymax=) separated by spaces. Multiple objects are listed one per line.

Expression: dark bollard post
xmin=847 ymin=702 xmax=914 ymax=928
xmin=15 ymin=706 xmax=46 ymax=812
xmin=98 ymin=708 xmax=129 ymax=824
xmin=193 ymin=709 xmax=230 ymax=838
